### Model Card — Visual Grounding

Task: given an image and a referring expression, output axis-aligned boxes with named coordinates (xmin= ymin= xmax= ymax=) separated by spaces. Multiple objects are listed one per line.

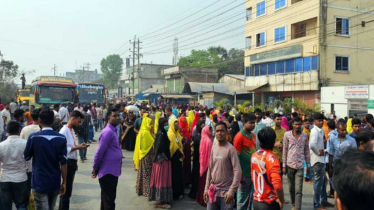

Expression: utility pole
xmin=130 ymin=36 xmax=136 ymax=95
xmin=52 ymin=64 xmax=58 ymax=76
xmin=137 ymin=38 xmax=142 ymax=94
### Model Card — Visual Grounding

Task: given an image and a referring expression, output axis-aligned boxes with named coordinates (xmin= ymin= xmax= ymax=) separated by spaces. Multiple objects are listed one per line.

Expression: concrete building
xmin=66 ymin=69 xmax=103 ymax=83
xmin=219 ymin=74 xmax=245 ymax=93
xmin=120 ymin=64 xmax=174 ymax=95
xmin=162 ymin=66 xmax=219 ymax=93
xmin=244 ymin=0 xmax=374 ymax=107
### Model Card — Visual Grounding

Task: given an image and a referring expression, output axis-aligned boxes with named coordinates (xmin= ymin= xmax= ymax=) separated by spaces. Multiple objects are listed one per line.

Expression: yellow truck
xmin=16 ymin=89 xmax=30 ymax=105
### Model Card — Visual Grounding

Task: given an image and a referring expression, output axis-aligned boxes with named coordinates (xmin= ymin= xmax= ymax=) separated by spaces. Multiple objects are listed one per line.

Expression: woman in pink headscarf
xmin=0 ymin=104 xmax=4 ymax=111
xmin=281 ymin=116 xmax=290 ymax=131
xmin=196 ymin=125 xmax=213 ymax=207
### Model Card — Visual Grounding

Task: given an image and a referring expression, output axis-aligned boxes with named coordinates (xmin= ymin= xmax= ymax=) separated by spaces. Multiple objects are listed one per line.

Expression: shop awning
xmin=245 ymin=83 xmax=269 ymax=92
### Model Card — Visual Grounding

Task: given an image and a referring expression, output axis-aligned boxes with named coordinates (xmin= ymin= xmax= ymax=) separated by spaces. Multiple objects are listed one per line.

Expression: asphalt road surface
xmin=54 ymin=130 xmax=334 ymax=210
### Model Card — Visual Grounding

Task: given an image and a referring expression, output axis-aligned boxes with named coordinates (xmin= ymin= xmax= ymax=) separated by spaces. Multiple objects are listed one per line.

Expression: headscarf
xmin=168 ymin=118 xmax=183 ymax=161
xmin=154 ymin=112 xmax=161 ymax=134
xmin=190 ymin=112 xmax=200 ymax=136
xmin=347 ymin=118 xmax=353 ymax=134
xmin=199 ymin=125 xmax=213 ymax=176
xmin=0 ymin=104 xmax=3 ymax=111
xmin=179 ymin=116 xmax=190 ymax=140
xmin=133 ymin=115 xmax=154 ymax=170
xmin=187 ymin=110 xmax=194 ymax=130
xmin=173 ymin=108 xmax=178 ymax=118
xmin=323 ymin=120 xmax=329 ymax=140
xmin=281 ymin=116 xmax=290 ymax=131
xmin=153 ymin=118 xmax=170 ymax=162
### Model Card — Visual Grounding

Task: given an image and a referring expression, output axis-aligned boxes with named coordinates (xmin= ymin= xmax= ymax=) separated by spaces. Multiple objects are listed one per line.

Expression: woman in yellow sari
xmin=133 ymin=114 xmax=155 ymax=196
xmin=186 ymin=110 xmax=195 ymax=130
xmin=154 ymin=111 xmax=161 ymax=134
xmin=168 ymin=118 xmax=184 ymax=200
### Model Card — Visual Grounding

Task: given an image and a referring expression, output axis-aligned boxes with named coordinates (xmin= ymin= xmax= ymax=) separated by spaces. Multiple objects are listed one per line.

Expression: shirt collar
xmin=314 ymin=126 xmax=322 ymax=132
xmin=106 ymin=123 xmax=117 ymax=132
xmin=42 ymin=127 xmax=53 ymax=131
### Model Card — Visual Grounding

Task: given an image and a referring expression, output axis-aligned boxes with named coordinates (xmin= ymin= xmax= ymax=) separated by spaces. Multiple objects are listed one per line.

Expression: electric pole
xmin=137 ymin=38 xmax=142 ymax=94
xmin=129 ymin=36 xmax=142 ymax=95
xmin=130 ymin=36 xmax=136 ymax=95
xmin=52 ymin=64 xmax=58 ymax=76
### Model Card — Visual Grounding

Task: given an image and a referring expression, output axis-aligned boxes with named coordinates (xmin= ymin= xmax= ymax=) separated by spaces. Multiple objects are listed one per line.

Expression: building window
xmin=274 ymin=26 xmax=286 ymax=43
xmin=275 ymin=0 xmax=286 ymax=10
xmin=336 ymin=17 xmax=350 ymax=36
xmin=293 ymin=22 xmax=306 ymax=38
xmin=268 ymin=63 xmax=276 ymax=75
xmin=303 ymin=57 xmax=311 ymax=71
xmin=256 ymin=32 xmax=266 ymax=47
xmin=256 ymin=1 xmax=266 ymax=17
xmin=246 ymin=36 xmax=252 ymax=49
xmin=246 ymin=8 xmax=252 ymax=20
xmin=245 ymin=67 xmax=250 ymax=76
xmin=286 ymin=59 xmax=295 ymax=73
xmin=311 ymin=56 xmax=318 ymax=69
xmin=260 ymin=64 xmax=267 ymax=75
xmin=295 ymin=58 xmax=303 ymax=72
xmin=335 ymin=56 xmax=349 ymax=71
xmin=255 ymin=65 xmax=260 ymax=76
xmin=276 ymin=61 xmax=285 ymax=74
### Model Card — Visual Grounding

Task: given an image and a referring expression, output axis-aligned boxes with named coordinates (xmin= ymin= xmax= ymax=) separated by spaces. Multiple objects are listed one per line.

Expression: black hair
xmin=30 ymin=105 xmax=35 ymax=108
xmin=273 ymin=113 xmax=281 ymax=119
xmin=353 ymin=114 xmax=357 ymax=117
xmin=254 ymin=108 xmax=262 ymax=114
xmin=70 ymin=110 xmax=84 ymax=119
xmin=242 ymin=113 xmax=256 ymax=123
xmin=314 ymin=113 xmax=324 ymax=120
xmin=51 ymin=122 xmax=60 ymax=132
xmin=39 ymin=109 xmax=55 ymax=126
xmin=235 ymin=113 xmax=241 ymax=121
xmin=215 ymin=120 xmax=227 ymax=130
xmin=227 ymin=116 xmax=234 ymax=124
xmin=292 ymin=116 xmax=302 ymax=123
xmin=356 ymin=131 xmax=372 ymax=147
xmin=83 ymin=106 xmax=89 ymax=112
xmin=327 ymin=119 xmax=336 ymax=130
xmin=213 ymin=115 xmax=218 ymax=123
xmin=338 ymin=118 xmax=346 ymax=124
xmin=265 ymin=111 xmax=270 ymax=117
xmin=352 ymin=118 xmax=361 ymax=126
xmin=366 ymin=114 xmax=373 ymax=122
xmin=368 ymin=119 xmax=374 ymax=127
xmin=53 ymin=104 xmax=59 ymax=109
xmin=333 ymin=150 xmax=374 ymax=210
xmin=199 ymin=113 xmax=206 ymax=118
xmin=166 ymin=107 xmax=172 ymax=112
xmin=303 ymin=118 xmax=309 ymax=123
xmin=291 ymin=112 xmax=299 ymax=118
xmin=7 ymin=121 xmax=21 ymax=134
xmin=14 ymin=109 xmax=25 ymax=119
xmin=257 ymin=127 xmax=276 ymax=150
xmin=308 ymin=118 xmax=314 ymax=123
xmin=31 ymin=109 xmax=41 ymax=121
xmin=205 ymin=109 xmax=210 ymax=116
xmin=152 ymin=107 xmax=156 ymax=112
xmin=114 ymin=104 xmax=121 ymax=110
xmin=107 ymin=107 xmax=119 ymax=121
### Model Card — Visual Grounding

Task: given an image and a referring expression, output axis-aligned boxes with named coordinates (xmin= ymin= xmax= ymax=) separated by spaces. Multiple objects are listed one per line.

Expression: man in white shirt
xmin=20 ymin=108 xmax=41 ymax=201
xmin=309 ymin=113 xmax=331 ymax=209
xmin=0 ymin=121 xmax=28 ymax=209
xmin=261 ymin=111 xmax=273 ymax=127
xmin=2 ymin=103 xmax=11 ymax=125
xmin=9 ymin=99 xmax=18 ymax=120
xmin=59 ymin=110 xmax=87 ymax=210
xmin=59 ymin=104 xmax=70 ymax=125
xmin=53 ymin=104 xmax=61 ymax=122
xmin=74 ymin=103 xmax=83 ymax=113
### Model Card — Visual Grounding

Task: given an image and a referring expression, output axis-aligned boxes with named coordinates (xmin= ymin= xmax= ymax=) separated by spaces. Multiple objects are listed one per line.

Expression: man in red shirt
xmin=251 ymin=127 xmax=285 ymax=210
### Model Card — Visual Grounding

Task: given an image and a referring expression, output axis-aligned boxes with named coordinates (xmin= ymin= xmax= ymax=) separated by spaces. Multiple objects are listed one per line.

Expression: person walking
xmin=2 ymin=103 xmax=11 ymax=125
xmin=91 ymin=103 xmax=98 ymax=132
xmin=203 ymin=121 xmax=242 ymax=210
xmin=9 ymin=99 xmax=17 ymax=120
xmin=77 ymin=106 xmax=92 ymax=163
xmin=58 ymin=111 xmax=88 ymax=210
xmin=24 ymin=109 xmax=67 ymax=210
xmin=148 ymin=118 xmax=173 ymax=209
xmin=282 ymin=117 xmax=311 ymax=210
xmin=92 ymin=108 xmax=122 ymax=210
xmin=59 ymin=104 xmax=70 ymax=125
xmin=0 ymin=122 xmax=28 ymax=210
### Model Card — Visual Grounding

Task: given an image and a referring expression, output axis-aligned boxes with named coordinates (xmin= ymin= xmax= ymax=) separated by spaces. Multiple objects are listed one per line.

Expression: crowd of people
xmin=0 ymin=100 xmax=373 ymax=210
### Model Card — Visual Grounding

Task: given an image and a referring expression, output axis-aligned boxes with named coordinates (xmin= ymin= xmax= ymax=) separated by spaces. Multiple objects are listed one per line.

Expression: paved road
xmin=59 ymin=131 xmax=334 ymax=210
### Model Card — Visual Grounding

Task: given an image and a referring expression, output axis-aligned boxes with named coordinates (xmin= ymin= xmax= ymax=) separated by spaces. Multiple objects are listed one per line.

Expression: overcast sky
xmin=0 ymin=0 xmax=245 ymax=84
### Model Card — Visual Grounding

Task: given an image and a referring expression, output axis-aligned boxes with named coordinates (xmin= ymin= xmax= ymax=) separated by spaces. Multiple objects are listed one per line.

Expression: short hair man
xmin=14 ymin=109 xmax=26 ymax=130
xmin=253 ymin=108 xmax=266 ymax=150
xmin=333 ymin=150 xmax=374 ymax=210
xmin=272 ymin=113 xmax=286 ymax=175
xmin=59 ymin=104 xmax=70 ymax=125
xmin=261 ymin=111 xmax=273 ymax=127
xmin=356 ymin=131 xmax=373 ymax=150
xmin=24 ymin=109 xmax=67 ymax=209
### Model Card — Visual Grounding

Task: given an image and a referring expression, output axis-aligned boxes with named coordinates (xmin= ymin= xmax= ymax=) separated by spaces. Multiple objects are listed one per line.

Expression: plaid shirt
xmin=282 ymin=131 xmax=310 ymax=169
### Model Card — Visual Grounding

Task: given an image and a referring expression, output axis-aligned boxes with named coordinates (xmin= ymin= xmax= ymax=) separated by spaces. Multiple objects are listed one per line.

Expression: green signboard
xmin=368 ymin=100 xmax=374 ymax=109
xmin=250 ymin=44 xmax=302 ymax=64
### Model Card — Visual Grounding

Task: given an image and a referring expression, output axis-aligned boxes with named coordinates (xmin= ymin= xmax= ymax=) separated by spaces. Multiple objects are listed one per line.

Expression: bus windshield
xmin=19 ymin=91 xmax=29 ymax=97
xmin=79 ymin=84 xmax=104 ymax=103
xmin=38 ymin=86 xmax=74 ymax=104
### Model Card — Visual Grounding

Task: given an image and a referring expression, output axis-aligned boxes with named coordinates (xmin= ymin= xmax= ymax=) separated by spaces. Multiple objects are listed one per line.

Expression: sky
xmin=0 ymin=0 xmax=245 ymax=84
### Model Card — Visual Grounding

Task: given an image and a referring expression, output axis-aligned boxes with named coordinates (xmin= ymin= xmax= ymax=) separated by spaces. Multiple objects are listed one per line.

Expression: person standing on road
xmin=9 ymin=99 xmax=17 ymax=120
xmin=14 ymin=109 xmax=26 ymax=131
xmin=97 ymin=105 xmax=104 ymax=130
xmin=189 ymin=120 xmax=204 ymax=201
xmin=59 ymin=111 xmax=88 ymax=210
xmin=254 ymin=108 xmax=266 ymax=150
xmin=272 ymin=113 xmax=286 ymax=176
xmin=53 ymin=104 xmax=61 ymax=123
xmin=24 ymin=105 xmax=35 ymax=125
xmin=77 ymin=106 xmax=92 ymax=163
xmin=59 ymin=104 xmax=70 ymax=125
xmin=309 ymin=113 xmax=332 ymax=210
xmin=91 ymin=103 xmax=98 ymax=132
xmin=196 ymin=123 xmax=211 ymax=207
xmin=282 ymin=117 xmax=310 ymax=210
xmin=24 ymin=109 xmax=67 ymax=210
xmin=74 ymin=103 xmax=83 ymax=113
xmin=233 ymin=113 xmax=256 ymax=210
xmin=92 ymin=108 xmax=122 ymax=210
xmin=0 ymin=122 xmax=28 ymax=210
xmin=203 ymin=121 xmax=242 ymax=210
xmin=2 ymin=103 xmax=11 ymax=125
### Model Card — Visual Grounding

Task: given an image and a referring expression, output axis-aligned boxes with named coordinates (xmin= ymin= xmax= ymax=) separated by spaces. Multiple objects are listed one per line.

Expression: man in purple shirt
xmin=92 ymin=107 xmax=122 ymax=210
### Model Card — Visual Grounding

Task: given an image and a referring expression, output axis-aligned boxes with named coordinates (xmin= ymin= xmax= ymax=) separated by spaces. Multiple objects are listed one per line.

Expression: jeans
xmin=59 ymin=159 xmax=77 ymax=210
xmin=286 ymin=167 xmax=304 ymax=210
xmin=78 ymin=135 xmax=88 ymax=160
xmin=26 ymin=172 xmax=32 ymax=205
xmin=98 ymin=119 xmax=103 ymax=130
xmin=207 ymin=196 xmax=235 ymax=210
xmin=0 ymin=181 xmax=28 ymax=210
xmin=33 ymin=189 xmax=59 ymax=210
xmin=313 ymin=162 xmax=327 ymax=208
xmin=99 ymin=174 xmax=118 ymax=210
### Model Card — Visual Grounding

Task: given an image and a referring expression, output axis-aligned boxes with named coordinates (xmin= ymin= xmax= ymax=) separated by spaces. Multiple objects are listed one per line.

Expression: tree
xmin=100 ymin=54 xmax=123 ymax=89
xmin=0 ymin=60 xmax=19 ymax=103
xmin=213 ymin=98 xmax=229 ymax=110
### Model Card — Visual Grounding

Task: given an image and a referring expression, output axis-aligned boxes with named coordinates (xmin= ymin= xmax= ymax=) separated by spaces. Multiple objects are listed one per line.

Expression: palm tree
xmin=213 ymin=98 xmax=229 ymax=110
xmin=237 ymin=101 xmax=250 ymax=113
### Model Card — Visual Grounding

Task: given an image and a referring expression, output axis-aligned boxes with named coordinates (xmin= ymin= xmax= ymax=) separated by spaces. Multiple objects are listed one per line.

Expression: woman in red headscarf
xmin=179 ymin=116 xmax=191 ymax=186
xmin=190 ymin=112 xmax=200 ymax=137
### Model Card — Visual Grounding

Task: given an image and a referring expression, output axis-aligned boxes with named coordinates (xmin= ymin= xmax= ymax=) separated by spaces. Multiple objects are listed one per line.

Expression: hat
xmin=22 ymin=101 xmax=26 ymax=104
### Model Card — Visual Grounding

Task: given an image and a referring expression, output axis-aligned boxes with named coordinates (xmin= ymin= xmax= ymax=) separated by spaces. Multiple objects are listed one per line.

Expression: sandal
xmin=157 ymin=204 xmax=171 ymax=209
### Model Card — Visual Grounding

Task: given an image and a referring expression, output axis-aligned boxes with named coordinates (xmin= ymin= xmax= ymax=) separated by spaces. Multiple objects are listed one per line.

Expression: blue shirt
xmin=254 ymin=122 xmax=266 ymax=150
xmin=349 ymin=132 xmax=357 ymax=139
xmin=326 ymin=130 xmax=338 ymax=163
xmin=24 ymin=128 xmax=67 ymax=193
xmin=328 ymin=134 xmax=357 ymax=165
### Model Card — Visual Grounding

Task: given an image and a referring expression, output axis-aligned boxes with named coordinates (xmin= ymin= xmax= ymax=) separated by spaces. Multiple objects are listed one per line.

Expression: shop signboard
xmin=250 ymin=45 xmax=302 ymax=64
xmin=344 ymin=85 xmax=369 ymax=99
xmin=368 ymin=100 xmax=374 ymax=109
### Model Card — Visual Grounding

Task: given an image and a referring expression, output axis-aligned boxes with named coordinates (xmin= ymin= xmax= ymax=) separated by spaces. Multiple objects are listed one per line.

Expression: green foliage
xmin=178 ymin=46 xmax=244 ymax=77
xmin=213 ymin=98 xmax=229 ymax=110
xmin=274 ymin=98 xmax=321 ymax=116
xmin=100 ymin=54 xmax=123 ymax=89
xmin=0 ymin=60 xmax=20 ymax=103
xmin=237 ymin=101 xmax=250 ymax=112
xmin=254 ymin=103 xmax=265 ymax=111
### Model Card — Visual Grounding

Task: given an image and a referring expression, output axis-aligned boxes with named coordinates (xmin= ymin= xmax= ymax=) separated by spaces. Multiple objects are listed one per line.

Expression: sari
xmin=122 ymin=115 xmax=137 ymax=151
xmin=179 ymin=116 xmax=191 ymax=186
xmin=281 ymin=116 xmax=290 ymax=131
xmin=188 ymin=120 xmax=204 ymax=200
xmin=154 ymin=112 xmax=161 ymax=134
xmin=190 ymin=112 xmax=199 ymax=137
xmin=197 ymin=125 xmax=212 ymax=207
xmin=186 ymin=110 xmax=195 ymax=130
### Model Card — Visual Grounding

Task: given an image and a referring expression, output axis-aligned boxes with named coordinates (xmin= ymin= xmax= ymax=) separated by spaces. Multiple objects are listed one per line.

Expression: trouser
xmin=99 ymin=174 xmax=118 ymax=210
xmin=59 ymin=159 xmax=77 ymax=210
xmin=78 ymin=135 xmax=88 ymax=160
xmin=253 ymin=200 xmax=280 ymax=210
xmin=313 ymin=162 xmax=327 ymax=208
xmin=33 ymin=189 xmax=59 ymax=210
xmin=207 ymin=196 xmax=235 ymax=210
xmin=94 ymin=119 xmax=98 ymax=132
xmin=98 ymin=119 xmax=103 ymax=130
xmin=26 ymin=172 xmax=32 ymax=205
xmin=0 ymin=181 xmax=29 ymax=210
xmin=237 ymin=177 xmax=253 ymax=210
xmin=286 ymin=167 xmax=304 ymax=210
xmin=327 ymin=164 xmax=334 ymax=196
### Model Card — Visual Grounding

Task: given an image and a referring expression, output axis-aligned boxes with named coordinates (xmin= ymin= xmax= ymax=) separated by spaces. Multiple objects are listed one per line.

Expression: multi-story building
xmin=66 ymin=69 xmax=103 ymax=83
xmin=244 ymin=0 xmax=374 ymax=107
